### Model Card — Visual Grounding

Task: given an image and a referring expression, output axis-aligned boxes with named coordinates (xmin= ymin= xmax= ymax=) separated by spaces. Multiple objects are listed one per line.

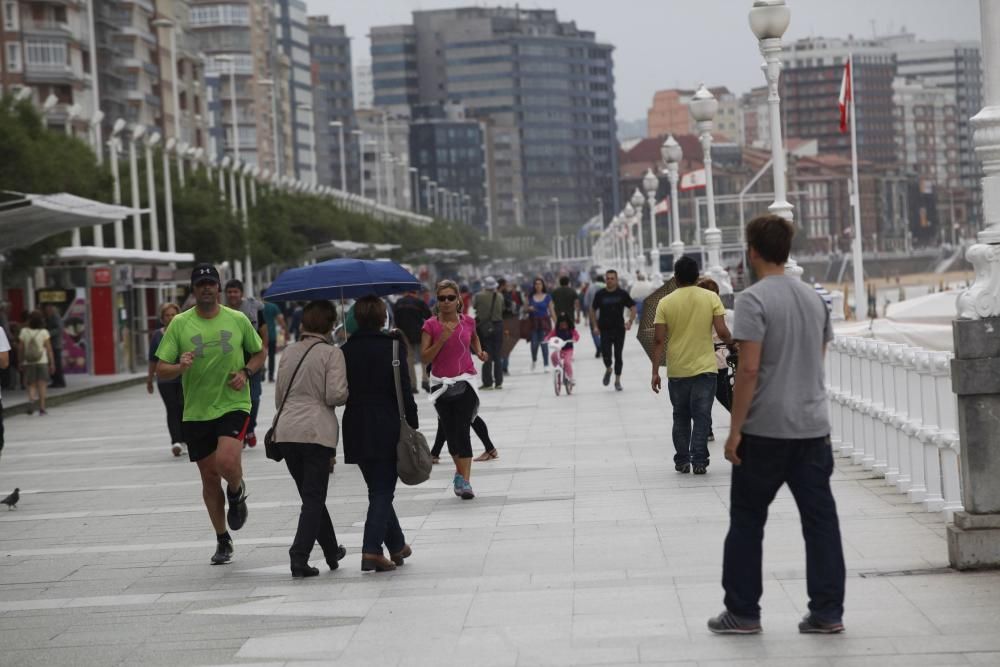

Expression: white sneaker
xmin=531 ymin=361 xmax=537 ymax=372
xmin=171 ymin=443 xmax=183 ymax=457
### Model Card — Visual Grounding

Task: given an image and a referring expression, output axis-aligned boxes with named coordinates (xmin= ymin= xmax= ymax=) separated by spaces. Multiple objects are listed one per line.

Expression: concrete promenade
xmin=1 ymin=339 xmax=999 ymax=666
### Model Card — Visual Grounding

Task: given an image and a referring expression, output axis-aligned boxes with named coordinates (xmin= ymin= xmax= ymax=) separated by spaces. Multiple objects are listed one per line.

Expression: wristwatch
xmin=241 ymin=366 xmax=253 ymax=379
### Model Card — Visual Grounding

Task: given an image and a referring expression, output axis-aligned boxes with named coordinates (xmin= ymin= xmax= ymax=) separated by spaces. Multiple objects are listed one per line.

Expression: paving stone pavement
xmin=1 ymin=339 xmax=1000 ymax=666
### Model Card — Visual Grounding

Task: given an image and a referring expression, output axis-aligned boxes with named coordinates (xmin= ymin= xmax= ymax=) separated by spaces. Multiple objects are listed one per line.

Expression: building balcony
xmin=118 ymin=26 xmax=156 ymax=46
xmin=119 ymin=0 xmax=155 ymax=14
xmin=24 ymin=62 xmax=84 ymax=85
xmin=21 ymin=19 xmax=76 ymax=39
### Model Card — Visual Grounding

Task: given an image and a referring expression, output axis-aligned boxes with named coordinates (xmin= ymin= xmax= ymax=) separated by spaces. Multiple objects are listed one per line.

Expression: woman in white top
xmin=18 ymin=310 xmax=55 ymax=415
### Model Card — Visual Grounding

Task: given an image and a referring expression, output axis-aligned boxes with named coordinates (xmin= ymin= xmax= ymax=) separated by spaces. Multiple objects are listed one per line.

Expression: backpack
xmin=25 ymin=330 xmax=44 ymax=364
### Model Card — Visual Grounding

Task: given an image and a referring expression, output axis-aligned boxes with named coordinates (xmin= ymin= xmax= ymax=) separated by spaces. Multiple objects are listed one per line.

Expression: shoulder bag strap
xmin=272 ymin=340 xmax=323 ymax=431
xmin=392 ymin=339 xmax=406 ymax=423
xmin=490 ymin=291 xmax=498 ymax=319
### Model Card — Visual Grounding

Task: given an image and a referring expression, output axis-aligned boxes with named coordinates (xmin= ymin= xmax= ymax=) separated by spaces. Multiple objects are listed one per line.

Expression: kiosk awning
xmin=56 ymin=246 xmax=195 ymax=265
xmin=0 ymin=193 xmax=143 ymax=251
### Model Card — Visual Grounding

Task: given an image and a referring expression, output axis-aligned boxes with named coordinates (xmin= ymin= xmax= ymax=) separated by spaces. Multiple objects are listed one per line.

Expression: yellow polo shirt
xmin=653 ymin=287 xmax=725 ymax=378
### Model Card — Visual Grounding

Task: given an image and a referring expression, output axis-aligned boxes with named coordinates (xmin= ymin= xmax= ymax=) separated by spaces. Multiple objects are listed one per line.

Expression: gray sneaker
xmin=798 ymin=614 xmax=844 ymax=634
xmin=707 ymin=611 xmax=762 ymax=635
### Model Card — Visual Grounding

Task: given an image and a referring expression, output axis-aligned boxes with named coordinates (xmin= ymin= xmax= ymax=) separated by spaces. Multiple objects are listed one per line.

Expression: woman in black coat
xmin=341 ymin=296 xmax=419 ymax=572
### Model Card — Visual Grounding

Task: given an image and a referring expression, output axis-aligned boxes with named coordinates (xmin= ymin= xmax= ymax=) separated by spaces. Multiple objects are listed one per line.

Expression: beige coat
xmin=272 ymin=334 xmax=349 ymax=449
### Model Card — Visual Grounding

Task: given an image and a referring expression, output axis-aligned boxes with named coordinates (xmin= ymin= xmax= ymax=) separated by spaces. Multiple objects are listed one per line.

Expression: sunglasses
xmin=438 ymin=294 xmax=459 ymax=302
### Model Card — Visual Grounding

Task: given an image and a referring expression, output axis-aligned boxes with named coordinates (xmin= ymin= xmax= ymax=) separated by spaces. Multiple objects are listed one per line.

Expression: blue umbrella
xmin=262 ymin=258 xmax=421 ymax=302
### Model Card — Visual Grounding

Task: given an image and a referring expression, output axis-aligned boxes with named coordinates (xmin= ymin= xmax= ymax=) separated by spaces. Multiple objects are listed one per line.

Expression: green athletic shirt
xmin=155 ymin=306 xmax=263 ymax=422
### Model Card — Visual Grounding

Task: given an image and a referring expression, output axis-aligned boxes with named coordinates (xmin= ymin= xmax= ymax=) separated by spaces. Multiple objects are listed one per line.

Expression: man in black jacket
xmin=392 ymin=288 xmax=432 ymax=393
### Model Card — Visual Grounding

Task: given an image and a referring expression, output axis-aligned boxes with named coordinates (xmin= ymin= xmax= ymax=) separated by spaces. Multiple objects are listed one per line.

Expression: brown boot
xmin=390 ymin=544 xmax=412 ymax=566
xmin=361 ymin=554 xmax=397 ymax=572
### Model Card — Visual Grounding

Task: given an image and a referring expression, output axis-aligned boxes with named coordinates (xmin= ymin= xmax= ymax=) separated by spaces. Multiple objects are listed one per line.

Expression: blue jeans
xmin=722 ymin=434 xmax=845 ymax=623
xmin=358 ymin=459 xmax=406 ymax=556
xmin=667 ymin=373 xmax=717 ymax=466
xmin=529 ymin=327 xmax=549 ymax=366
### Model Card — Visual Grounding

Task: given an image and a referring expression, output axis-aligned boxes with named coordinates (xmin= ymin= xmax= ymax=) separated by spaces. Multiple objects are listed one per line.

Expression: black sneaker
xmin=602 ymin=369 xmax=611 ymax=386
xmin=226 ymin=481 xmax=249 ymax=531
xmin=212 ymin=537 xmax=234 ymax=565
xmin=326 ymin=544 xmax=347 ymax=571
xmin=798 ymin=614 xmax=844 ymax=634
xmin=614 ymin=380 xmax=623 ymax=392
xmin=707 ymin=610 xmax=762 ymax=635
xmin=693 ymin=464 xmax=707 ymax=475
xmin=675 ymin=463 xmax=691 ymax=474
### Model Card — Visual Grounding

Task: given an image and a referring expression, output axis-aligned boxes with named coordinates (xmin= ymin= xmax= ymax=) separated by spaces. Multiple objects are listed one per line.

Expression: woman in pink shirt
xmin=421 ymin=279 xmax=488 ymax=500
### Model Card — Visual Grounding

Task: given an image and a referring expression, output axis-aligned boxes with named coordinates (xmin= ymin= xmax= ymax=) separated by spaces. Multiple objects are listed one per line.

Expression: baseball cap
xmin=191 ymin=263 xmax=221 ymax=286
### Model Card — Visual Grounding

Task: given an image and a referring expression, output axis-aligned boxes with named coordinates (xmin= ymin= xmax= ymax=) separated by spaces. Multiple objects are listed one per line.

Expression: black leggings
xmin=432 ymin=385 xmax=478 ymax=459
xmin=600 ymin=327 xmax=625 ymax=376
xmin=157 ymin=382 xmax=184 ymax=444
xmin=431 ymin=415 xmax=495 ymax=458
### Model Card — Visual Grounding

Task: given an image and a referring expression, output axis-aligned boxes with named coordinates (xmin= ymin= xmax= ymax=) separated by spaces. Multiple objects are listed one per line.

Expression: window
xmin=25 ymin=40 xmax=66 ymax=69
xmin=189 ymin=4 xmax=249 ymax=26
xmin=6 ymin=42 xmax=21 ymax=72
xmin=3 ymin=1 xmax=18 ymax=30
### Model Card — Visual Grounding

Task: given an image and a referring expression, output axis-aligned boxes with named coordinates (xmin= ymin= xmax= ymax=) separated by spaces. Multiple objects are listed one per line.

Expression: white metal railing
xmin=827 ymin=336 xmax=963 ymax=522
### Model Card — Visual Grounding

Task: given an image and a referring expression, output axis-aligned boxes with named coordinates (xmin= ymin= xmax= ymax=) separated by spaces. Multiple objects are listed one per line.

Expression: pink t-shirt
xmin=422 ymin=314 xmax=477 ymax=378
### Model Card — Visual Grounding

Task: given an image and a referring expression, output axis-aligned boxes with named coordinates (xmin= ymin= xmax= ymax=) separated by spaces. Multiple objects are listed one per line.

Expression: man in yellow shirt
xmin=650 ymin=257 xmax=733 ymax=474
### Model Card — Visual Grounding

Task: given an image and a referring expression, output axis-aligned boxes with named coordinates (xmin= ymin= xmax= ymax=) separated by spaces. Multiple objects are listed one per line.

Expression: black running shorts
xmin=183 ymin=411 xmax=250 ymax=462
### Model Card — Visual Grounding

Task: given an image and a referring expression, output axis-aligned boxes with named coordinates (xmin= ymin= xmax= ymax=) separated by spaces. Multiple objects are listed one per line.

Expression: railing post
xmin=906 ymin=349 xmax=928 ymax=502
xmin=850 ymin=338 xmax=866 ymax=463
xmin=917 ymin=350 xmax=945 ymax=512
xmin=931 ymin=350 xmax=963 ymax=521
xmin=828 ymin=339 xmax=842 ymax=452
xmin=839 ymin=338 xmax=856 ymax=457
xmin=885 ymin=343 xmax=907 ymax=485
xmin=872 ymin=342 xmax=890 ymax=475
xmin=895 ymin=347 xmax=916 ymax=491
xmin=860 ymin=340 xmax=877 ymax=469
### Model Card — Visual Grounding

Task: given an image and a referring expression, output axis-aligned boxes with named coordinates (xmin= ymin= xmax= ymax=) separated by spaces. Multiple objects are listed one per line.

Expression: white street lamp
xmin=150 ymin=18 xmax=181 ymax=143
xmin=65 ymin=103 xmax=81 ymax=137
xmin=109 ymin=119 xmax=125 ymax=248
xmin=175 ymin=141 xmax=188 ymax=187
xmin=238 ymin=161 xmax=253 ymax=296
xmin=642 ymin=168 xmax=660 ymax=279
xmin=144 ymin=131 xmax=162 ymax=252
xmin=162 ymin=137 xmax=177 ymax=254
xmin=957 ymin=0 xmax=1000 ymax=318
xmin=257 ymin=79 xmax=280 ymax=178
xmin=329 ymin=120 xmax=346 ymax=192
xmin=86 ymin=0 xmax=102 ymax=164
xmin=552 ymin=197 xmax=561 ymax=260
xmin=661 ymin=134 xmax=684 ymax=263
xmin=630 ymin=187 xmax=646 ymax=273
xmin=690 ymin=83 xmax=731 ymax=293
xmin=351 ymin=129 xmax=363 ymax=196
xmin=89 ymin=110 xmax=105 ymax=164
xmin=128 ymin=123 xmax=146 ymax=249
xmin=749 ymin=0 xmax=801 ymax=278
xmin=219 ymin=156 xmax=231 ymax=204
xmin=409 ymin=167 xmax=419 ymax=212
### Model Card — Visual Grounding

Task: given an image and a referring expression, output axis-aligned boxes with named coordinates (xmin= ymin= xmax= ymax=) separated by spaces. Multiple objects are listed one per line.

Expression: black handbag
xmin=264 ymin=340 xmax=324 ymax=462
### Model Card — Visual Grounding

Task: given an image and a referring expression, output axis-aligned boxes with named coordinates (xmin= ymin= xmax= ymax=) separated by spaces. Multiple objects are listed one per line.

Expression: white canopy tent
xmin=0 ymin=193 xmax=140 ymax=251
xmin=833 ymin=290 xmax=959 ymax=351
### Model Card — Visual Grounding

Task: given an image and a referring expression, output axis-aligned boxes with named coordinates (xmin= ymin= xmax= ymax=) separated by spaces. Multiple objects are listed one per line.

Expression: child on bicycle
xmin=545 ymin=315 xmax=579 ymax=386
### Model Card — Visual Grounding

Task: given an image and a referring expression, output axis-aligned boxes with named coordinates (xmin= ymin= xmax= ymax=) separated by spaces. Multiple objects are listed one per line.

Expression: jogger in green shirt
xmin=156 ymin=264 xmax=266 ymax=565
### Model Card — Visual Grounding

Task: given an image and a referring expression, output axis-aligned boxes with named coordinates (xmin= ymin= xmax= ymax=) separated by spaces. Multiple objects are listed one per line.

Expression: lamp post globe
xmin=661 ymin=134 xmax=684 ymax=264
xmin=642 ymin=168 xmax=660 ymax=279
xmin=749 ymin=0 xmax=800 ymax=278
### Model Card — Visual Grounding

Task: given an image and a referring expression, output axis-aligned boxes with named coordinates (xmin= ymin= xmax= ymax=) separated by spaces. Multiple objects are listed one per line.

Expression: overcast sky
xmin=307 ymin=0 xmax=982 ymax=120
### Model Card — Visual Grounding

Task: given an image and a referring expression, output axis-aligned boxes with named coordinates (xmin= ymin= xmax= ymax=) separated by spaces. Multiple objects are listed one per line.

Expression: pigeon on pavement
xmin=1 ymin=488 xmax=19 ymax=509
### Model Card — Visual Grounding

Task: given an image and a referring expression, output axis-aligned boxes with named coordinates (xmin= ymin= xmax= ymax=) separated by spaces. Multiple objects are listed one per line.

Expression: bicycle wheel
xmin=565 ymin=376 xmax=573 ymax=395
xmin=553 ymin=366 xmax=562 ymax=395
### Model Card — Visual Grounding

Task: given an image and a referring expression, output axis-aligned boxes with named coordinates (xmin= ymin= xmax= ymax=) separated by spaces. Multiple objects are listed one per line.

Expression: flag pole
xmin=848 ymin=52 xmax=866 ymax=319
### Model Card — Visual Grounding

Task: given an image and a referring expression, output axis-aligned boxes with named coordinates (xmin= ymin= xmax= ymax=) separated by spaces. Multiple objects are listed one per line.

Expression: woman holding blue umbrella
xmin=421 ymin=279 xmax=488 ymax=500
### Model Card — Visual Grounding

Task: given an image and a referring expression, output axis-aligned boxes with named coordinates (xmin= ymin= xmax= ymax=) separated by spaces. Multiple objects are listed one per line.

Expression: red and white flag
xmin=679 ymin=169 xmax=706 ymax=191
xmin=839 ymin=58 xmax=852 ymax=134
xmin=654 ymin=196 xmax=670 ymax=214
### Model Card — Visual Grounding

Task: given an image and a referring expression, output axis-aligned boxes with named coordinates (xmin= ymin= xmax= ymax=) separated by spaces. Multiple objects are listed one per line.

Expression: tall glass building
xmin=371 ymin=7 xmax=618 ymax=233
